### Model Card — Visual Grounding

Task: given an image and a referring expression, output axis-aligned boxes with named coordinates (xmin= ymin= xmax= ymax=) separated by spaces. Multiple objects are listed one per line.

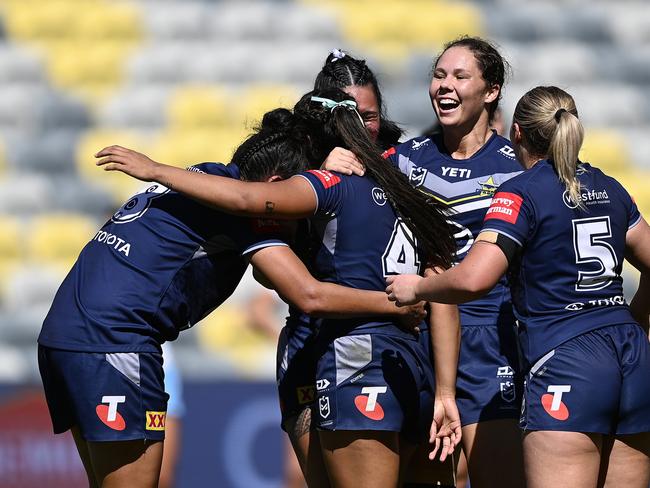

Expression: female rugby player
xmin=387 ymin=85 xmax=650 ymax=488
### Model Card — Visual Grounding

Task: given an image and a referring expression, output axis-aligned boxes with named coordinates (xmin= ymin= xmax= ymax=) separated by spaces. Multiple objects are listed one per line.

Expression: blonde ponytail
xmin=513 ymin=86 xmax=585 ymax=208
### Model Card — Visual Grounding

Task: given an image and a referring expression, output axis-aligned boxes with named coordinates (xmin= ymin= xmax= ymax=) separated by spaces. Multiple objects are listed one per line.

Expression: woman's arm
xmin=626 ymin=217 xmax=650 ymax=334
xmin=250 ymin=245 xmax=425 ymax=321
xmin=386 ymin=239 xmax=508 ymax=305
xmin=427 ymin=271 xmax=462 ymax=461
xmin=95 ymin=145 xmax=316 ymax=218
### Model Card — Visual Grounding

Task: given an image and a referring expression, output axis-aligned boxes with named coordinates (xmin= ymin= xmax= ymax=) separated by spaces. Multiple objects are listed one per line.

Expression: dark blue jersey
xmin=386 ymin=132 xmax=522 ymax=325
xmin=38 ymin=163 xmax=289 ymax=353
xmin=298 ymin=170 xmax=423 ymax=337
xmin=481 ymin=160 xmax=641 ymax=365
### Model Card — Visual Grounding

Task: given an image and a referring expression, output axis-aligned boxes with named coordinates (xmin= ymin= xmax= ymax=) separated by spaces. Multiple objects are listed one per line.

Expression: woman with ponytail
xmin=387 ymin=85 xmax=650 ymax=488
xmin=95 ymin=88 xmax=462 ymax=487
xmin=38 ymin=107 xmax=428 ymax=488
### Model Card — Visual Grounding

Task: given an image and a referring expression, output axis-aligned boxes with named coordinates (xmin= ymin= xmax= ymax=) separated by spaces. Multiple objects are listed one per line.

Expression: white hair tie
xmin=330 ymin=49 xmax=346 ymax=62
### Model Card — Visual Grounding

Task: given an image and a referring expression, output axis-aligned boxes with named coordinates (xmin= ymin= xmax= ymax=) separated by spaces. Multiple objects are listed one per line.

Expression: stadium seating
xmin=0 ymin=0 xmax=649 ymax=383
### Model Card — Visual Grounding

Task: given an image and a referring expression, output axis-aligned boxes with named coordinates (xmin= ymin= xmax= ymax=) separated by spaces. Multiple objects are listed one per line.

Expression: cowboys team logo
xmin=112 ymin=184 xmax=170 ymax=224
xmin=478 ymin=175 xmax=499 ymax=197
xmin=408 ymin=166 xmax=428 ymax=187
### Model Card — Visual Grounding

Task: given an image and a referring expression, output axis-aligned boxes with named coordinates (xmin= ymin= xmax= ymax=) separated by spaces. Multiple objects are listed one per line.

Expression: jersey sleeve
xmin=612 ymin=177 xmax=642 ymax=230
xmin=295 ymin=170 xmax=345 ymax=217
xmin=480 ymin=183 xmax=534 ymax=248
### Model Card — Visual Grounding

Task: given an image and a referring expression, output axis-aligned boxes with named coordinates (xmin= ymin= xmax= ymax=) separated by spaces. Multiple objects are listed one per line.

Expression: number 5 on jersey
xmin=382 ymin=220 xmax=421 ymax=276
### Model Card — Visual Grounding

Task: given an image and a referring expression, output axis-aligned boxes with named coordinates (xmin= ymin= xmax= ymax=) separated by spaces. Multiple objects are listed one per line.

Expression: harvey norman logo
xmin=562 ymin=189 xmax=610 ymax=209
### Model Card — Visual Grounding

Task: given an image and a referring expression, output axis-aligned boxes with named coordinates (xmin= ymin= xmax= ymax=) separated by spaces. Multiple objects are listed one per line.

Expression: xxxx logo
xmin=146 ymin=411 xmax=166 ymax=431
xmin=296 ymin=386 xmax=315 ymax=405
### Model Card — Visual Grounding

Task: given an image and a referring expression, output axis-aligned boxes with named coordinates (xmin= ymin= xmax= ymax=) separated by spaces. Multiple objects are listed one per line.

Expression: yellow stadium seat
xmin=196 ymin=305 xmax=276 ymax=376
xmin=167 ymin=86 xmax=232 ymax=129
xmin=615 ymin=170 xmax=650 ymax=217
xmin=75 ymin=3 xmax=141 ymax=41
xmin=236 ymin=84 xmax=300 ymax=128
xmin=580 ymin=129 xmax=631 ymax=176
xmin=76 ymin=129 xmax=151 ymax=204
xmin=151 ymin=127 xmax=249 ymax=167
xmin=27 ymin=213 xmax=98 ymax=268
xmin=0 ymin=217 xmax=23 ymax=293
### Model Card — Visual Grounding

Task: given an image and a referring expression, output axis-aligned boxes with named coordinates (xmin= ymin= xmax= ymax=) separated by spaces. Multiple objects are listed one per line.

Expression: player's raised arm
xmin=95 ymin=145 xmax=317 ymax=219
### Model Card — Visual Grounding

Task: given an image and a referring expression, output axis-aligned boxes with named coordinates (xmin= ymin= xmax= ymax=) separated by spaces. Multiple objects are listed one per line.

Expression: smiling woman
xmin=383 ymin=36 xmax=526 ymax=488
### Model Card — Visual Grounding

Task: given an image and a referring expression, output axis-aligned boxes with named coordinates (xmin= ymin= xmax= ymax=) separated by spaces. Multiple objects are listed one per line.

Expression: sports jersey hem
xmin=628 ymin=214 xmax=642 ymax=230
xmin=37 ymin=338 xmax=161 ymax=354
xmin=480 ymin=227 xmax=523 ymax=247
xmin=242 ymin=241 xmax=288 ymax=256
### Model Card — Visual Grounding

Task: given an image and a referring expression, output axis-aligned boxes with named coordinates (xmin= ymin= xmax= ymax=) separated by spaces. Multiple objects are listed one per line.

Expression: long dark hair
xmin=294 ymin=89 xmax=456 ymax=269
xmin=314 ymin=49 xmax=402 ymax=149
xmin=232 ymin=108 xmax=310 ymax=181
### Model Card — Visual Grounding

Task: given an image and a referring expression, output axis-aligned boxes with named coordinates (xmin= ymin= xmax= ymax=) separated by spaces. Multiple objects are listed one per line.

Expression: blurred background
xmin=0 ymin=0 xmax=648 ymax=486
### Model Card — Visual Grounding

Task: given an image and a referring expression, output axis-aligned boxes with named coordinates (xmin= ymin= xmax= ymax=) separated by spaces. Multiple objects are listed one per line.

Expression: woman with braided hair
xmin=38 ymin=107 xmax=427 ymax=488
xmin=95 ymin=87 xmax=462 ymax=487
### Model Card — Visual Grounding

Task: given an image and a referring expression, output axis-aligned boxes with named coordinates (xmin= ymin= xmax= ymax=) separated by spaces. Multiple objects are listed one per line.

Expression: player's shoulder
xmin=481 ymin=134 xmax=520 ymax=169
xmin=187 ymin=162 xmax=240 ymax=179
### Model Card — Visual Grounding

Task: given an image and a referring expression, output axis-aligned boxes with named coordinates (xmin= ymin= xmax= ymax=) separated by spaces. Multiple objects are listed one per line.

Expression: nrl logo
xmin=319 ymin=396 xmax=331 ymax=419
xmin=409 ymin=166 xmax=428 ymax=187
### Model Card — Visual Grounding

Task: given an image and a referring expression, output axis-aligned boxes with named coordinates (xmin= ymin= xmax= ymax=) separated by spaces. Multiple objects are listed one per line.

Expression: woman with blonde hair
xmin=387 ymin=85 xmax=650 ymax=487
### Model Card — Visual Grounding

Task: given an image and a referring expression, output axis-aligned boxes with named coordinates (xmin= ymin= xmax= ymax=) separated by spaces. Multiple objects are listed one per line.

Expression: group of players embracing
xmin=39 ymin=36 xmax=650 ymax=488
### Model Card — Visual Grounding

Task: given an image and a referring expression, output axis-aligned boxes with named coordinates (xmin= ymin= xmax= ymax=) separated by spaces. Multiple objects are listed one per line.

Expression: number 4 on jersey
xmin=382 ymin=220 xmax=421 ymax=276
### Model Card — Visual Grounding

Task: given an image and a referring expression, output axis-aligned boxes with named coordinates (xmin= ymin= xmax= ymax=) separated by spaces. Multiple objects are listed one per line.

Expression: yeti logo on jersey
xmin=372 ymin=187 xmax=387 ymax=206
xmin=408 ymin=166 xmax=428 ymax=187
xmin=96 ymin=395 xmax=127 ymax=431
xmin=411 ymin=138 xmax=430 ymax=151
xmin=111 ymin=184 xmax=170 ymax=224
xmin=354 ymin=386 xmax=387 ymax=420
xmin=542 ymin=385 xmax=571 ymax=420
xmin=319 ymin=396 xmax=331 ymax=419
xmin=485 ymin=192 xmax=523 ymax=224
xmin=498 ymin=145 xmax=516 ymax=160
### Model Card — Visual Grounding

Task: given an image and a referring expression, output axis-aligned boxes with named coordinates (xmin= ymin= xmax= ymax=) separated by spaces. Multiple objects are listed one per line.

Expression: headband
xmin=310 ymin=96 xmax=365 ymax=127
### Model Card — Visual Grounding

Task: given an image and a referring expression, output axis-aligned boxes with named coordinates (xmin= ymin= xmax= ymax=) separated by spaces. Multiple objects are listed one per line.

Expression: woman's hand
xmin=429 ymin=394 xmax=462 ymax=462
xmin=95 ymin=145 xmax=162 ymax=182
xmin=385 ymin=274 xmax=423 ymax=305
xmin=395 ymin=301 xmax=427 ymax=334
xmin=321 ymin=147 xmax=365 ymax=176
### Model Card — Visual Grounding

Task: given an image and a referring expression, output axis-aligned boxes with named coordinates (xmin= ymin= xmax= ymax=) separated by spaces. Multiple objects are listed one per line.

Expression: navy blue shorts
xmin=38 ymin=345 xmax=168 ymax=442
xmin=521 ymin=323 xmax=650 ymax=434
xmin=276 ymin=322 xmax=319 ymax=431
xmin=456 ymin=323 xmax=523 ymax=426
xmin=314 ymin=332 xmax=434 ymax=443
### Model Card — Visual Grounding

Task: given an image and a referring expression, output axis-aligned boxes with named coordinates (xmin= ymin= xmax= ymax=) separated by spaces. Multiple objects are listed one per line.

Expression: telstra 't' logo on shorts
xmin=541 ymin=385 xmax=571 ymax=421
xmin=354 ymin=386 xmax=387 ymax=421
xmin=96 ymin=395 xmax=127 ymax=431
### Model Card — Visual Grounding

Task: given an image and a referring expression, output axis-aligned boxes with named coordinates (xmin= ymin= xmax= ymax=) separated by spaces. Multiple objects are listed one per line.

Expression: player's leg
xmin=455 ymin=449 xmax=468 ymax=488
xmin=599 ymin=433 xmax=650 ymax=488
xmin=285 ymin=407 xmax=329 ymax=488
xmin=523 ymin=430 xmax=601 ymax=488
xmin=87 ymin=438 xmax=163 ymax=488
xmin=320 ymin=430 xmax=401 ymax=488
xmin=158 ymin=415 xmax=181 ymax=488
xmin=461 ymin=419 xmax=524 ymax=488
xmin=70 ymin=425 xmax=100 ymax=487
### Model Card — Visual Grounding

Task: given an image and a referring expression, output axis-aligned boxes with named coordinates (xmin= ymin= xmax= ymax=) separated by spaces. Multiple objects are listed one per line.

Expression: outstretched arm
xmin=386 ymin=238 xmax=508 ymax=305
xmin=626 ymin=217 xmax=650 ymax=334
xmin=250 ymin=245 xmax=425 ymax=322
xmin=95 ymin=145 xmax=316 ymax=218
xmin=427 ymin=271 xmax=462 ymax=461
